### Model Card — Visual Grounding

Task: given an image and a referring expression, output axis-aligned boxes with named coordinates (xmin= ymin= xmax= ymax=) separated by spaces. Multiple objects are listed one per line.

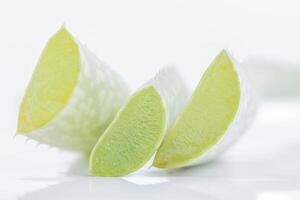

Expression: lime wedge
xmin=154 ymin=50 xmax=256 ymax=169
xmin=17 ymin=26 xmax=130 ymax=154
xmin=89 ymin=68 xmax=188 ymax=176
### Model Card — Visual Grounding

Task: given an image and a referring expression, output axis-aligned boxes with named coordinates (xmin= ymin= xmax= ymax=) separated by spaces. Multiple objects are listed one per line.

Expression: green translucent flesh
xmin=89 ymin=86 xmax=166 ymax=176
xmin=18 ymin=27 xmax=80 ymax=133
xmin=154 ymin=50 xmax=241 ymax=169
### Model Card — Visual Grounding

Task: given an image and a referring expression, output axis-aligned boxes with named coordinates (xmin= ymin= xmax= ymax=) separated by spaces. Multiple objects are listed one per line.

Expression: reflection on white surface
xmin=258 ymin=191 xmax=300 ymax=200
xmin=124 ymin=176 xmax=169 ymax=185
xmin=18 ymin=178 xmax=220 ymax=200
xmin=15 ymin=176 xmax=300 ymax=200
xmin=2 ymin=100 xmax=300 ymax=200
xmin=0 ymin=100 xmax=298 ymax=199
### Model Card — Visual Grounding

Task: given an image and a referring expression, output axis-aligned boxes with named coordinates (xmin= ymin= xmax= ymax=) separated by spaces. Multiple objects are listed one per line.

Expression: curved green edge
xmin=89 ymin=86 xmax=166 ymax=177
xmin=18 ymin=27 xmax=80 ymax=133
xmin=154 ymin=50 xmax=240 ymax=169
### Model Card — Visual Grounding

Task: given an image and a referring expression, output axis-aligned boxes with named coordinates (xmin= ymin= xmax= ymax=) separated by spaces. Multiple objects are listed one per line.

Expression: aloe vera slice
xmin=89 ymin=68 xmax=188 ymax=176
xmin=154 ymin=50 xmax=257 ymax=169
xmin=17 ymin=26 xmax=130 ymax=154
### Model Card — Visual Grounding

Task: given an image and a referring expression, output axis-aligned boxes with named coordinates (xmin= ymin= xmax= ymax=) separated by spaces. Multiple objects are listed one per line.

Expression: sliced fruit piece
xmin=89 ymin=68 xmax=188 ymax=176
xmin=154 ymin=50 xmax=257 ymax=169
xmin=17 ymin=26 xmax=130 ymax=154
xmin=18 ymin=26 xmax=80 ymax=133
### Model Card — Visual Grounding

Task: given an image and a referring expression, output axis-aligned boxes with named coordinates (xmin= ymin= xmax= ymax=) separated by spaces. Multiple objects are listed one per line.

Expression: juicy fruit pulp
xmin=154 ymin=50 xmax=241 ymax=168
xmin=89 ymin=86 xmax=166 ymax=176
xmin=18 ymin=27 xmax=80 ymax=132
xmin=17 ymin=26 xmax=130 ymax=153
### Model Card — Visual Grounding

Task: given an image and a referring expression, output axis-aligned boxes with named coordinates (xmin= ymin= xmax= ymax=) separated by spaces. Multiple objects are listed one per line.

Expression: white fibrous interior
xmin=26 ymin=42 xmax=130 ymax=154
xmin=149 ymin=67 xmax=190 ymax=131
xmin=187 ymin=54 xmax=258 ymax=166
xmin=138 ymin=67 xmax=189 ymax=171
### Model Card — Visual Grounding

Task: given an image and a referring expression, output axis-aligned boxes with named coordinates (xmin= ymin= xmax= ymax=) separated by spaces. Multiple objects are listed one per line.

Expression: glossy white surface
xmin=1 ymin=100 xmax=300 ymax=200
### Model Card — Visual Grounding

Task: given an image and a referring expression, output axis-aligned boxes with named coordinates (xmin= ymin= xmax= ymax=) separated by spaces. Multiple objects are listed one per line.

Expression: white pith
xmin=181 ymin=51 xmax=258 ymax=167
xmin=21 ymin=41 xmax=130 ymax=153
xmin=134 ymin=67 xmax=189 ymax=172
xmin=147 ymin=67 xmax=189 ymax=132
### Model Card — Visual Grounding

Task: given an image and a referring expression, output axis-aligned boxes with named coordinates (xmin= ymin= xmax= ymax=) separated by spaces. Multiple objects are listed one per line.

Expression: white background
xmin=1 ymin=0 xmax=300 ymax=199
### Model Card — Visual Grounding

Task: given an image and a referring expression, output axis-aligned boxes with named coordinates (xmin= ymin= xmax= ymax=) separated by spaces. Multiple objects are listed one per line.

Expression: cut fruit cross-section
xmin=89 ymin=67 xmax=188 ymax=176
xmin=17 ymin=26 xmax=130 ymax=154
xmin=154 ymin=50 xmax=257 ymax=169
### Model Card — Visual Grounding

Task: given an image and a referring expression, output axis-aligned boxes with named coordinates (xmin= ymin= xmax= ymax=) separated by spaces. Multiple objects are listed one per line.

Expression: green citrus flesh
xmin=89 ymin=86 xmax=166 ymax=176
xmin=18 ymin=27 xmax=80 ymax=133
xmin=154 ymin=50 xmax=240 ymax=168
